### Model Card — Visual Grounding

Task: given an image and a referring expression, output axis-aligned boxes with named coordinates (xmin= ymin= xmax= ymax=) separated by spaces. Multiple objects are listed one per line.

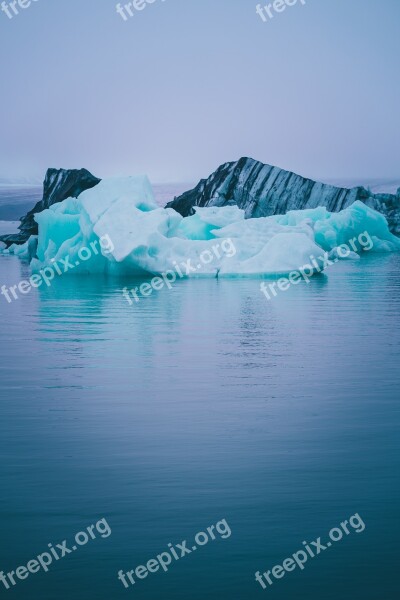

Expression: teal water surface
xmin=0 ymin=251 xmax=399 ymax=600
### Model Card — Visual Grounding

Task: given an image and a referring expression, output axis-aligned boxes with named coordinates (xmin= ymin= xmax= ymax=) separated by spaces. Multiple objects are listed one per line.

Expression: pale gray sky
xmin=0 ymin=0 xmax=399 ymax=183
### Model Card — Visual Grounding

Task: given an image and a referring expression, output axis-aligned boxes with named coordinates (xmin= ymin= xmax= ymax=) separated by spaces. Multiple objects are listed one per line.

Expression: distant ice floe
xmin=2 ymin=176 xmax=400 ymax=278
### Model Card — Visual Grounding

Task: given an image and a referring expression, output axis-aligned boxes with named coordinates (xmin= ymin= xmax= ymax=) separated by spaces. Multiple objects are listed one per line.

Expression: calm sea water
xmin=0 ymin=185 xmax=42 ymax=222
xmin=0 ymin=188 xmax=399 ymax=600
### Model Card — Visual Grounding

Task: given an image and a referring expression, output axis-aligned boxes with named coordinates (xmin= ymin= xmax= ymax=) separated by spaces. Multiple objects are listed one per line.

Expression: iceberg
xmin=166 ymin=157 xmax=400 ymax=235
xmin=3 ymin=176 xmax=400 ymax=280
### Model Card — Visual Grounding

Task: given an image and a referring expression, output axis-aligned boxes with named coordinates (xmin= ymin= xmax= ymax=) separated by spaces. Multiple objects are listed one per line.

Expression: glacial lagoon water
xmin=0 ymin=189 xmax=399 ymax=599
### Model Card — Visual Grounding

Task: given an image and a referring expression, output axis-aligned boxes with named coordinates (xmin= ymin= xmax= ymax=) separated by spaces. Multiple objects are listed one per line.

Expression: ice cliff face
xmin=166 ymin=157 xmax=400 ymax=235
xmin=0 ymin=168 xmax=100 ymax=247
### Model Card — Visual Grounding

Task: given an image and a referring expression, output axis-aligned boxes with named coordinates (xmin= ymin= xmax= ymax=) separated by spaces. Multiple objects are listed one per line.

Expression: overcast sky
xmin=0 ymin=0 xmax=399 ymax=183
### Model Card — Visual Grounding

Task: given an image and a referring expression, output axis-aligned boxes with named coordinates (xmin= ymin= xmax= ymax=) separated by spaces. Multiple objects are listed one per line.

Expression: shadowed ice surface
xmin=0 ymin=252 xmax=399 ymax=599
